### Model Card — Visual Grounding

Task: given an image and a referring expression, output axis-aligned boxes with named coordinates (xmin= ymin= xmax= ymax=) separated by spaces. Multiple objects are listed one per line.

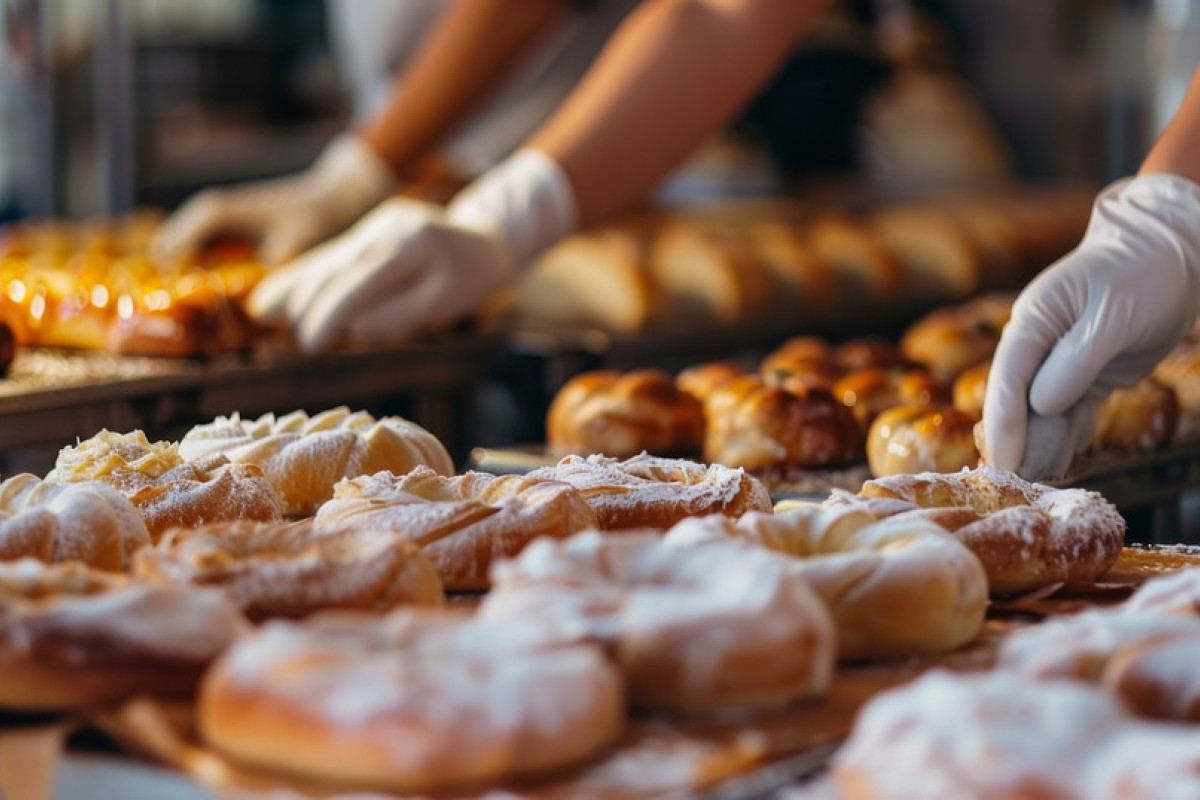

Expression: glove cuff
xmin=446 ymin=148 xmax=578 ymax=272
xmin=310 ymin=134 xmax=397 ymax=214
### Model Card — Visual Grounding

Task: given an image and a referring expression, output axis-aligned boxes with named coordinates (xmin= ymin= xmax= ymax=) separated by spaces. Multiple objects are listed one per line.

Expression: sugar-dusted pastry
xmin=47 ymin=429 xmax=283 ymax=538
xmin=313 ymin=467 xmax=598 ymax=590
xmin=135 ymin=519 xmax=444 ymax=621
xmin=527 ymin=453 xmax=772 ymax=530
xmin=199 ymin=610 xmax=624 ymax=792
xmin=0 ymin=558 xmax=246 ymax=709
xmin=178 ymin=407 xmax=454 ymax=517
xmin=0 ymin=473 xmax=150 ymax=571
xmin=482 ymin=531 xmax=835 ymax=711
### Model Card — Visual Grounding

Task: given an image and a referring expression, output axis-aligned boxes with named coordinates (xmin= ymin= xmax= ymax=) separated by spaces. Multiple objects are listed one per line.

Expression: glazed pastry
xmin=866 ymin=404 xmax=979 ymax=477
xmin=834 ymin=367 xmax=948 ymax=432
xmin=547 ymin=369 xmax=706 ymax=458
xmin=1090 ymin=379 xmax=1179 ymax=454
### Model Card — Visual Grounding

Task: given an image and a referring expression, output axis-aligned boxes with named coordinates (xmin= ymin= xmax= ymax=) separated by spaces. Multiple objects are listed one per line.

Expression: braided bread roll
xmin=314 ymin=467 xmax=599 ymax=590
xmin=665 ymin=506 xmax=987 ymax=659
xmin=704 ymin=375 xmax=862 ymax=472
xmin=178 ymin=407 xmax=454 ymax=517
xmin=0 ymin=474 xmax=150 ymax=571
xmin=547 ymin=369 xmax=705 ymax=458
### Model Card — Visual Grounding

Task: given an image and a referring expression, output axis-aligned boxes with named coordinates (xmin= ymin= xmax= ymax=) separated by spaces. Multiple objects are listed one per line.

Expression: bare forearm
xmin=1141 ymin=61 xmax=1200 ymax=183
xmin=530 ymin=0 xmax=826 ymax=226
xmin=360 ymin=0 xmax=567 ymax=176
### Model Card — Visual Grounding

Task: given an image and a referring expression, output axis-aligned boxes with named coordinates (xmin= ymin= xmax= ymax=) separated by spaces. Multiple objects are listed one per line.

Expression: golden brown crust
xmin=528 ymin=453 xmax=772 ymax=530
xmin=899 ymin=296 xmax=1011 ymax=382
xmin=834 ymin=368 xmax=948 ymax=432
xmin=0 ymin=558 xmax=247 ymax=709
xmin=199 ymin=611 xmax=625 ymax=792
xmin=832 ymin=337 xmax=910 ymax=373
xmin=676 ymin=361 xmax=748 ymax=404
xmin=869 ymin=206 xmax=983 ymax=300
xmin=647 ymin=218 xmax=771 ymax=324
xmin=134 ymin=519 xmax=444 ymax=621
xmin=705 ymin=376 xmax=863 ymax=472
xmin=866 ymin=404 xmax=979 ymax=478
xmin=1091 ymin=379 xmax=1179 ymax=454
xmin=855 ymin=466 xmax=1126 ymax=594
xmin=952 ymin=359 xmax=990 ymax=416
xmin=547 ymin=369 xmax=706 ymax=459
xmin=805 ymin=214 xmax=902 ymax=303
xmin=313 ymin=467 xmax=599 ymax=590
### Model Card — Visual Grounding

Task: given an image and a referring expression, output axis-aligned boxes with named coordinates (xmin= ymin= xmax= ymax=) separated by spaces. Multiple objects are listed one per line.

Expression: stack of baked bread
xmin=548 ymin=291 xmax=1189 ymax=482
xmin=826 ymin=562 xmax=1200 ymax=800
xmin=0 ymin=212 xmax=266 ymax=356
xmin=0 ymin=401 xmax=1132 ymax=795
xmin=497 ymin=189 xmax=1092 ymax=334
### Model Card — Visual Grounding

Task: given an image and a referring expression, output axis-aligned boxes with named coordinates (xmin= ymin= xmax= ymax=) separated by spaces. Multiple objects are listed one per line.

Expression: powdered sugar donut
xmin=481 ymin=530 xmax=835 ymax=711
xmin=199 ymin=610 xmax=624 ymax=792
xmin=1121 ymin=566 xmax=1200 ymax=617
xmin=134 ymin=519 xmax=444 ymax=621
xmin=527 ymin=453 xmax=772 ymax=530
xmin=833 ymin=670 xmax=1150 ymax=800
xmin=664 ymin=506 xmax=987 ymax=660
xmin=178 ymin=407 xmax=454 ymax=517
xmin=0 ymin=558 xmax=246 ymax=709
xmin=855 ymin=466 xmax=1125 ymax=594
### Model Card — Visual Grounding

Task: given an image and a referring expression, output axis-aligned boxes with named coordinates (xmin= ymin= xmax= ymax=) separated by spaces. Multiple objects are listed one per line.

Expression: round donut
xmin=703 ymin=375 xmax=863 ymax=472
xmin=0 ymin=474 xmax=150 ymax=571
xmin=866 ymin=404 xmax=979 ymax=477
xmin=1090 ymin=379 xmax=1179 ymax=454
xmin=481 ymin=530 xmax=835 ymax=711
xmin=854 ymin=465 xmax=1126 ymax=594
xmin=547 ymin=369 xmax=706 ymax=458
xmin=134 ymin=520 xmax=444 ymax=621
xmin=664 ymin=505 xmax=987 ymax=660
xmin=0 ymin=558 xmax=247 ymax=709
xmin=833 ymin=367 xmax=949 ymax=432
xmin=313 ymin=466 xmax=599 ymax=590
xmin=46 ymin=429 xmax=283 ymax=539
xmin=177 ymin=407 xmax=455 ymax=517
xmin=199 ymin=610 xmax=624 ymax=792
xmin=528 ymin=453 xmax=772 ymax=530
xmin=832 ymin=670 xmax=1141 ymax=800
xmin=999 ymin=609 xmax=1200 ymax=723
xmin=676 ymin=361 xmax=748 ymax=404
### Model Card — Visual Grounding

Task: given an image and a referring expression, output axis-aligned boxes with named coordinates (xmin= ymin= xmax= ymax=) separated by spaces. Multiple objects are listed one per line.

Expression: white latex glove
xmin=246 ymin=148 xmax=576 ymax=352
xmin=153 ymin=135 xmax=395 ymax=264
xmin=982 ymin=174 xmax=1200 ymax=476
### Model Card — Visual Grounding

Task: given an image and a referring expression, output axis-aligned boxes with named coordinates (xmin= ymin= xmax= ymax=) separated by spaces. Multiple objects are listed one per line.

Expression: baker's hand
xmin=246 ymin=148 xmax=576 ymax=352
xmin=983 ymin=174 xmax=1200 ymax=476
xmin=153 ymin=135 xmax=395 ymax=265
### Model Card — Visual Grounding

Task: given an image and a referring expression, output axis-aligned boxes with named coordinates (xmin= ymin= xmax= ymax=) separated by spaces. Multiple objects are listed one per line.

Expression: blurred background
xmin=0 ymin=0 xmax=1194 ymax=222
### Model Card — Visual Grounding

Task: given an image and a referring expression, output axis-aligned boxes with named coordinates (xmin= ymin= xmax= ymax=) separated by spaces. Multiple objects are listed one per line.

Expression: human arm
xmin=154 ymin=0 xmax=568 ymax=264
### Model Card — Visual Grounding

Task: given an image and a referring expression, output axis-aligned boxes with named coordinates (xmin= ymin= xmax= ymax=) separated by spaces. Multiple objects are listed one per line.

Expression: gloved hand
xmin=153 ymin=135 xmax=396 ymax=265
xmin=246 ymin=148 xmax=576 ymax=352
xmin=982 ymin=174 xmax=1200 ymax=476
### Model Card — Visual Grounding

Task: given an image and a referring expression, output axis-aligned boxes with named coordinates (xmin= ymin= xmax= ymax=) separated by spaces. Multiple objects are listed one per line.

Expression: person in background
xmin=982 ymin=60 xmax=1200 ymax=478
xmin=156 ymin=0 xmax=638 ymax=265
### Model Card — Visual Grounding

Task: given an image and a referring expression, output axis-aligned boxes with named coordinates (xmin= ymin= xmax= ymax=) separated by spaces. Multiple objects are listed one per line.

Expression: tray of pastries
xmin=0 ymin=212 xmax=267 ymax=357
xmin=475 ymin=289 xmax=1200 ymax=514
xmin=1 ymin=395 xmax=1197 ymax=798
